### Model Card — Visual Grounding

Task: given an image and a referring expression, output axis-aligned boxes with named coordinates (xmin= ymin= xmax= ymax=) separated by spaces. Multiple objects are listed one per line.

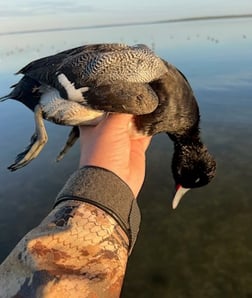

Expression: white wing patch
xmin=57 ymin=73 xmax=89 ymax=102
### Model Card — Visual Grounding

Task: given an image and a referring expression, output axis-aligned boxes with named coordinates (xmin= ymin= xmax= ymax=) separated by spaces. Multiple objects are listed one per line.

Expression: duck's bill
xmin=172 ymin=185 xmax=190 ymax=209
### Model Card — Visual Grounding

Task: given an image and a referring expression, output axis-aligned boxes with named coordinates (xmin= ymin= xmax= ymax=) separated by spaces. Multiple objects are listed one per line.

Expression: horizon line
xmin=1 ymin=13 xmax=252 ymax=37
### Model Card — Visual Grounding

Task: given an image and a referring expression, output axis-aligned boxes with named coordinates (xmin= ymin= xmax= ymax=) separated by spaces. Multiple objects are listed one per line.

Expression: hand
xmin=79 ymin=113 xmax=151 ymax=197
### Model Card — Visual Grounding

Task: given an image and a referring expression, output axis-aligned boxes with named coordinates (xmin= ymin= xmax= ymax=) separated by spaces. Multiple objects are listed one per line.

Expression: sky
xmin=0 ymin=0 xmax=251 ymax=34
xmin=0 ymin=0 xmax=251 ymax=17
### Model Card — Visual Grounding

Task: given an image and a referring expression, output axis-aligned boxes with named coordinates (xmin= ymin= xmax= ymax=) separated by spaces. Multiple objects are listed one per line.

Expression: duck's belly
xmin=40 ymin=88 xmax=104 ymax=126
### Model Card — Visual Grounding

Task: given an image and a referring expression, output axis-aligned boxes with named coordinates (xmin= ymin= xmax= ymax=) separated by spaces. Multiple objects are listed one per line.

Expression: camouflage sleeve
xmin=0 ymin=166 xmax=141 ymax=298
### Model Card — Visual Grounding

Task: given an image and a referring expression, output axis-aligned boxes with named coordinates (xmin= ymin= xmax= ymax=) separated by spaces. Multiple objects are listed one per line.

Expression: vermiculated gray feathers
xmin=17 ymin=43 xmax=168 ymax=90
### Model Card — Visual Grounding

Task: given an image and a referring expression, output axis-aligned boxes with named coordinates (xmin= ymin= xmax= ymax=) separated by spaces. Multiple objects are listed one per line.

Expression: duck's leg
xmin=56 ymin=126 xmax=79 ymax=162
xmin=8 ymin=105 xmax=48 ymax=171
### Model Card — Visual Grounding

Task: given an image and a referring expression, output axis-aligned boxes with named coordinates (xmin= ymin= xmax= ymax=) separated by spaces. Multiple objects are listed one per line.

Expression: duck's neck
xmin=168 ymin=125 xmax=203 ymax=149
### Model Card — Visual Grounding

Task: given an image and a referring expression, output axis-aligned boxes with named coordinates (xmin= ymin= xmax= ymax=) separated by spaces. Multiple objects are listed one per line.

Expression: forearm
xmin=0 ymin=167 xmax=140 ymax=298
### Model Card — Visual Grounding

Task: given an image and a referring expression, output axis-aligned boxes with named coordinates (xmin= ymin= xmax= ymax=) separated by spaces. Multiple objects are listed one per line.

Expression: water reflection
xmin=0 ymin=17 xmax=252 ymax=297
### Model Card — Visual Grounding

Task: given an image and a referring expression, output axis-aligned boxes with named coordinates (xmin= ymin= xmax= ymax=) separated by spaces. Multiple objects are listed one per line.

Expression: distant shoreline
xmin=1 ymin=14 xmax=252 ymax=36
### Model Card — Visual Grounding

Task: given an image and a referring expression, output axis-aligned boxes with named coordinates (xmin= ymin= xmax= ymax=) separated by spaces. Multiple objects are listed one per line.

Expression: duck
xmin=0 ymin=43 xmax=216 ymax=208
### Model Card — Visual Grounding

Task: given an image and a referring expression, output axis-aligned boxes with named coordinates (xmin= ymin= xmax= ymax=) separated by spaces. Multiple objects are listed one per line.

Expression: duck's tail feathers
xmin=0 ymin=94 xmax=10 ymax=102
xmin=0 ymin=83 xmax=17 ymax=102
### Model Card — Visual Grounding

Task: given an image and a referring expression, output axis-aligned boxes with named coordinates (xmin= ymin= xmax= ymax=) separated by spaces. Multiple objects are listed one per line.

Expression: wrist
xmin=55 ymin=166 xmax=141 ymax=254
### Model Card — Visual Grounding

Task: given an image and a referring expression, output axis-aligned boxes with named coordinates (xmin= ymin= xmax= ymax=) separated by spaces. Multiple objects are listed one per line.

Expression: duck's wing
xmin=14 ymin=44 xmax=133 ymax=100
xmin=56 ymin=44 xmax=167 ymax=88
xmin=17 ymin=44 xmax=167 ymax=106
xmin=21 ymin=44 xmax=166 ymax=86
xmin=17 ymin=43 xmax=129 ymax=75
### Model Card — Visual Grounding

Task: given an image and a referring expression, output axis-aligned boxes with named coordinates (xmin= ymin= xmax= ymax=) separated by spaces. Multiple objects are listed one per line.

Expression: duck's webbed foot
xmin=8 ymin=105 xmax=48 ymax=171
xmin=56 ymin=126 xmax=79 ymax=162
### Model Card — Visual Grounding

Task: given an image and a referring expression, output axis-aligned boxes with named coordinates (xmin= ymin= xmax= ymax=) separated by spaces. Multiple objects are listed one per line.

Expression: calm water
xmin=0 ymin=18 xmax=252 ymax=298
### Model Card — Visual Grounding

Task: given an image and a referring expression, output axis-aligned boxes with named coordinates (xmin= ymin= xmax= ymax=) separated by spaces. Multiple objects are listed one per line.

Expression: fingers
xmin=78 ymin=112 xmax=152 ymax=198
xmin=78 ymin=113 xmax=132 ymax=169
xmin=79 ymin=113 xmax=132 ymax=133
xmin=102 ymin=113 xmax=133 ymax=124
xmin=130 ymin=136 xmax=152 ymax=158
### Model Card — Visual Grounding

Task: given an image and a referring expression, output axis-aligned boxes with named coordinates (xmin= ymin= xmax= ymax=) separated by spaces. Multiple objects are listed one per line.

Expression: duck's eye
xmin=195 ymin=178 xmax=200 ymax=183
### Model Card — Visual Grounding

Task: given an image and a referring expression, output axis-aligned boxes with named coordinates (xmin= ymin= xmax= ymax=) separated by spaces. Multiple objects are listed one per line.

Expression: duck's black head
xmin=170 ymin=134 xmax=217 ymax=208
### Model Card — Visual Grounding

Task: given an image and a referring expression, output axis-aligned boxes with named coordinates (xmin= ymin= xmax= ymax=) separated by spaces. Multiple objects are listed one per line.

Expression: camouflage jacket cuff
xmin=54 ymin=166 xmax=141 ymax=254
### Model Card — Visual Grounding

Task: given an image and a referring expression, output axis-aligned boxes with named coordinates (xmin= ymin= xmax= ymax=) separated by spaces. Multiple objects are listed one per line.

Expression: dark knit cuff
xmin=54 ymin=166 xmax=141 ymax=254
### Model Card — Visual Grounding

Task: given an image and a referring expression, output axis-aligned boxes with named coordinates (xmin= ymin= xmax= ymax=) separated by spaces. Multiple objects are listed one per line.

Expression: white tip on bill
xmin=172 ymin=186 xmax=190 ymax=209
